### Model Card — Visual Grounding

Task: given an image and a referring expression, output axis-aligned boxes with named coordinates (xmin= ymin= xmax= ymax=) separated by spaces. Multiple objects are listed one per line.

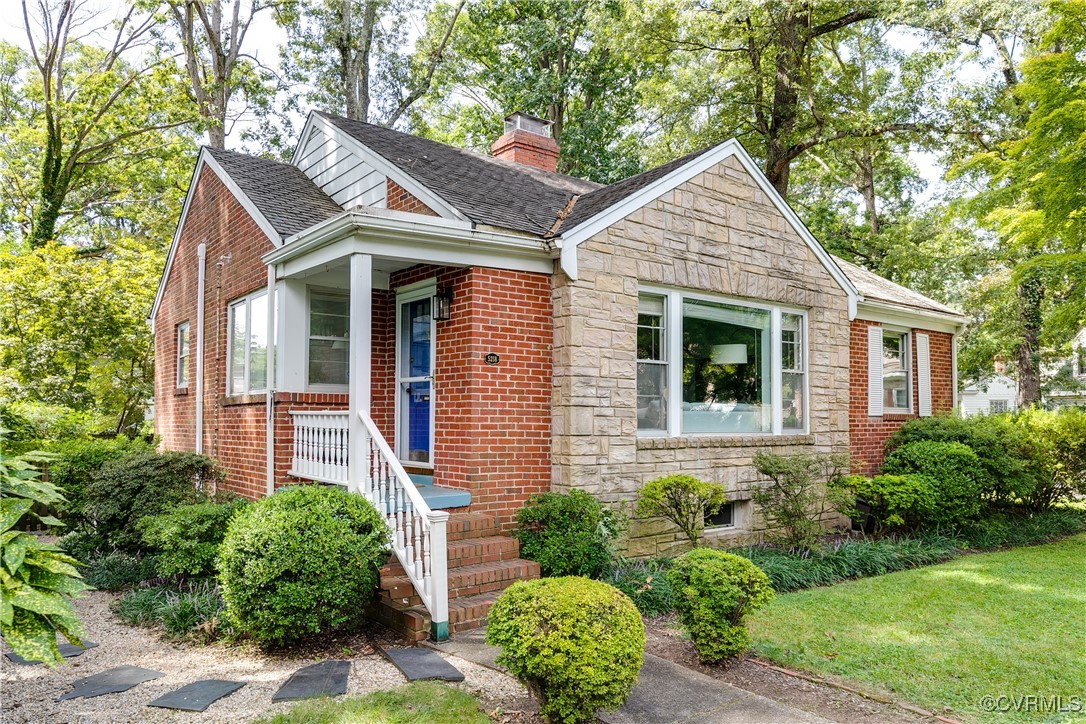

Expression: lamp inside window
xmin=433 ymin=286 xmax=453 ymax=321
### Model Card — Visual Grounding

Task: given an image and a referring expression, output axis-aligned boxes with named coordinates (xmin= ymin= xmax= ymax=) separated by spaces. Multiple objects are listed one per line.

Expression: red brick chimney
xmin=491 ymin=112 xmax=559 ymax=172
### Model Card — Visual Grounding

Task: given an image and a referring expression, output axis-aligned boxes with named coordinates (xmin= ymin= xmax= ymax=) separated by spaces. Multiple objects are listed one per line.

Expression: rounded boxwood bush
xmin=514 ymin=490 xmax=625 ymax=578
xmin=666 ymin=548 xmax=774 ymax=663
xmin=485 ymin=577 xmax=644 ymax=723
xmin=881 ymin=440 xmax=985 ymax=528
xmin=217 ymin=485 xmax=388 ymax=646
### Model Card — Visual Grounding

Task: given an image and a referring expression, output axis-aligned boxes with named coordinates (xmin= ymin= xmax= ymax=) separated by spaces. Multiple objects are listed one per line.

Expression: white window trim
xmin=227 ymin=290 xmax=269 ymax=396
xmin=640 ymin=285 xmax=809 ymax=437
xmin=882 ymin=328 xmax=912 ymax=414
xmin=176 ymin=322 xmax=190 ymax=388
xmin=305 ymin=287 xmax=350 ymax=392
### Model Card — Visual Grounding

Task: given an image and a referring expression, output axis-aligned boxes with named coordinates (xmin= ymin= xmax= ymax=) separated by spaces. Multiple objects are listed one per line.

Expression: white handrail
xmin=358 ymin=411 xmax=449 ymax=641
xmin=288 ymin=410 xmax=350 ymax=485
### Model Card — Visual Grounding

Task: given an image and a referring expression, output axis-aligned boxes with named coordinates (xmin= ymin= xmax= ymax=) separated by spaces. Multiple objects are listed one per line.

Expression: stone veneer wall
xmin=552 ymin=154 xmax=852 ymax=557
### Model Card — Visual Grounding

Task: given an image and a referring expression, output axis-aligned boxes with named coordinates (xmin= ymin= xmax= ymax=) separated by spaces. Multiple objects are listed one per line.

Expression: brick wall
xmin=382 ymin=264 xmax=553 ymax=529
xmin=386 ymin=179 xmax=437 ymax=216
xmin=849 ymin=318 xmax=955 ymax=474
xmin=153 ymin=165 xmax=278 ymax=499
xmin=552 ymin=154 xmax=853 ymax=556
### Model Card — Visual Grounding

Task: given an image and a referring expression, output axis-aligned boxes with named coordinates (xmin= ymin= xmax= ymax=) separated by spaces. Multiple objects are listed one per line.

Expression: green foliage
xmin=604 ymin=557 xmax=674 ymax=617
xmin=485 ymin=577 xmax=644 ymax=724
xmin=84 ymin=451 xmax=225 ymax=551
xmin=57 ymin=530 xmax=110 ymax=562
xmin=0 ymin=447 xmax=88 ymax=666
xmin=514 ymin=490 xmax=625 ymax=578
xmin=0 ymin=401 xmax=113 ymax=454
xmin=837 ymin=473 xmax=937 ymax=532
xmin=751 ymin=451 xmax=851 ymax=549
xmin=257 ymin=681 xmax=490 ymax=724
xmin=955 ymin=507 xmax=1086 ymax=550
xmin=1014 ymin=407 xmax=1086 ymax=510
xmin=138 ymin=499 xmax=248 ymax=578
xmin=81 ymin=551 xmax=159 ymax=592
xmin=881 ymin=441 xmax=986 ymax=528
xmin=635 ymin=474 xmax=727 ymax=549
xmin=217 ymin=486 xmax=388 ymax=646
xmin=113 ymin=581 xmax=224 ymax=640
xmin=665 ymin=549 xmax=774 ymax=663
xmin=46 ymin=436 xmax=154 ymax=523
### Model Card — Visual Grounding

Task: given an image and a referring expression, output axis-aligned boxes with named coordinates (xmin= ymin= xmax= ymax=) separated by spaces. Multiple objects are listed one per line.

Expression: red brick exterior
xmin=490 ymin=129 xmax=560 ymax=173
xmin=386 ymin=179 xmax=437 ymax=216
xmin=153 ymin=165 xmax=278 ymax=499
xmin=849 ymin=318 xmax=955 ymax=474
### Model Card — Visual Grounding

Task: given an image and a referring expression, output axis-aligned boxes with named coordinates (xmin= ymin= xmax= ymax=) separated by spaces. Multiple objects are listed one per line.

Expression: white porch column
xmin=347 ymin=253 xmax=373 ymax=495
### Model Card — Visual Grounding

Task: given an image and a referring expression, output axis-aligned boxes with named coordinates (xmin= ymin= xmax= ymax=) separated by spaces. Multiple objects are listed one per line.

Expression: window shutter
xmin=867 ymin=325 xmax=883 ymax=416
xmin=916 ymin=332 xmax=932 ymax=417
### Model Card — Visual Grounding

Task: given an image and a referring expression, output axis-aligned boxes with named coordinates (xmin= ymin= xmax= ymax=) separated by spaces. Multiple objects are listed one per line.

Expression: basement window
xmin=705 ymin=503 xmax=735 ymax=529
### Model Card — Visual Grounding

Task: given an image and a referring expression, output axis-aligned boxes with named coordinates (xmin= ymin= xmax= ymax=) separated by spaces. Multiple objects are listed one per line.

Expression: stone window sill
xmin=222 ymin=393 xmax=267 ymax=406
xmin=637 ymin=433 xmax=815 ymax=450
xmin=173 ymin=387 xmax=189 ymax=397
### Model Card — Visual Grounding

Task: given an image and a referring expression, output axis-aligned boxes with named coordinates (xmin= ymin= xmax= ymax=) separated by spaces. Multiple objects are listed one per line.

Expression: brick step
xmin=371 ymin=598 xmax=429 ymax=643
xmin=447 ymin=559 xmax=540 ymax=598
xmin=449 ymin=591 xmax=502 ymax=634
xmin=446 ymin=512 xmax=500 ymax=542
xmin=447 ymin=535 xmax=521 ymax=567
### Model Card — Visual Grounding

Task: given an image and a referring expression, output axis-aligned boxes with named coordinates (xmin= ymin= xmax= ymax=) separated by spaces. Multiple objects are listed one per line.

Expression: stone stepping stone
xmin=56 ymin=665 xmax=164 ymax=701
xmin=271 ymin=660 xmax=351 ymax=702
xmin=5 ymin=641 xmax=98 ymax=666
xmin=148 ymin=680 xmax=246 ymax=712
xmin=381 ymin=647 xmax=465 ymax=682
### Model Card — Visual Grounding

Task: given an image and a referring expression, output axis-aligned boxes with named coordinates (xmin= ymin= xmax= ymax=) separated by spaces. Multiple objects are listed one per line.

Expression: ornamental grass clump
xmin=666 ymin=548 xmax=774 ymax=663
xmin=485 ymin=577 xmax=645 ymax=724
xmin=217 ymin=485 xmax=388 ymax=646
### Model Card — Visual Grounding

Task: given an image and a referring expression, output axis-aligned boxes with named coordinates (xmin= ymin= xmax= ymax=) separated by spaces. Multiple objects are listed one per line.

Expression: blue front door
xmin=396 ymin=291 xmax=433 ymax=466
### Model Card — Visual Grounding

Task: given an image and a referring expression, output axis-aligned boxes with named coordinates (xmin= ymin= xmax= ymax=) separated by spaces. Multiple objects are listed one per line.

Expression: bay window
xmin=637 ymin=289 xmax=807 ymax=435
xmin=227 ymin=291 xmax=271 ymax=395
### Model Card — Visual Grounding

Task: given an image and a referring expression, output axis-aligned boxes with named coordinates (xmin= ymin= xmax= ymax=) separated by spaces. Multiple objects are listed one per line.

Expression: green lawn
xmin=258 ymin=681 xmax=490 ymax=724
xmin=747 ymin=534 xmax=1086 ymax=723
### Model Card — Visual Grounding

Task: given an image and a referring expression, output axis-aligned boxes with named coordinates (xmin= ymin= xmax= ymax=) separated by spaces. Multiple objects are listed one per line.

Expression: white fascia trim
xmin=306 ymin=113 xmax=469 ymax=223
xmin=263 ymin=210 xmax=553 ymax=275
xmin=556 ymin=138 xmax=861 ymax=317
xmin=148 ymin=149 xmax=283 ymax=324
xmin=856 ymin=299 xmax=968 ymax=335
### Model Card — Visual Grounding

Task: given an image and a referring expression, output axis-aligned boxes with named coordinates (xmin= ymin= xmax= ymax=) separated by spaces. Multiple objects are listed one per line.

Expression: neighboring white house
xmin=960 ymin=375 xmax=1018 ymax=416
xmin=1046 ymin=327 xmax=1086 ymax=409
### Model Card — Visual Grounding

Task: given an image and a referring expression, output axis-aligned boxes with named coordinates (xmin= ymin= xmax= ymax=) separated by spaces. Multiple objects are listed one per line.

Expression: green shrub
xmin=217 ymin=485 xmax=388 ymax=646
xmin=751 ymin=451 xmax=851 ymax=549
xmin=47 ymin=437 xmax=153 ymax=523
xmin=485 ymin=577 xmax=644 ymax=724
xmin=57 ymin=529 xmax=109 ymax=561
xmin=635 ymin=474 xmax=727 ymax=548
xmin=138 ymin=499 xmax=248 ymax=578
xmin=0 ymin=447 xmax=89 ymax=666
xmin=82 ymin=551 xmax=159 ymax=591
xmin=884 ymin=414 xmax=1037 ymax=504
xmin=838 ymin=473 xmax=937 ymax=532
xmin=665 ymin=549 xmax=774 ymax=663
xmin=1015 ymin=407 xmax=1086 ymax=510
xmin=0 ymin=401 xmax=111 ymax=454
xmin=882 ymin=441 xmax=986 ymax=528
xmin=956 ymin=507 xmax=1086 ymax=549
xmin=514 ymin=490 xmax=625 ymax=578
xmin=113 ymin=581 xmax=225 ymax=639
xmin=604 ymin=557 xmax=674 ymax=617
xmin=84 ymin=451 xmax=225 ymax=550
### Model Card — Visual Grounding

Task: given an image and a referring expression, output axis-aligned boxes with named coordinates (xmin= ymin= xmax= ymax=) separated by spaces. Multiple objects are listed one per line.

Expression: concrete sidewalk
xmin=429 ymin=630 xmax=830 ymax=724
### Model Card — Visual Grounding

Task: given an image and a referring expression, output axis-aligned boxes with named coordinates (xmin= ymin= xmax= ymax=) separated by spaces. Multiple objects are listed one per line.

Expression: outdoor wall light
xmin=434 ymin=286 xmax=453 ymax=321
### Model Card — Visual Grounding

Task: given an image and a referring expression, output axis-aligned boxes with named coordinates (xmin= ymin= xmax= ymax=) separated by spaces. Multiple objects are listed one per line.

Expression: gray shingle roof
xmin=833 ymin=255 xmax=965 ymax=318
xmin=316 ymin=111 xmax=600 ymax=237
xmin=206 ymin=146 xmax=343 ymax=238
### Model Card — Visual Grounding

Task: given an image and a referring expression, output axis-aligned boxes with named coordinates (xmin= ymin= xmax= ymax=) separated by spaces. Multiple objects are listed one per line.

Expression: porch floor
xmin=408 ymin=474 xmax=471 ymax=509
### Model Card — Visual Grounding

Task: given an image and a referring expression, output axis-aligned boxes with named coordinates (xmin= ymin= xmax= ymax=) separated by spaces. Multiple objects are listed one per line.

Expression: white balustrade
xmin=288 ymin=410 xmax=350 ymax=485
xmin=287 ymin=408 xmax=450 ymax=640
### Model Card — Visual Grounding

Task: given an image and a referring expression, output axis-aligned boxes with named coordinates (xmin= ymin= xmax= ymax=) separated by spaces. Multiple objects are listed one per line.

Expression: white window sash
xmin=916 ymin=332 xmax=932 ymax=417
xmin=227 ymin=292 xmax=268 ymax=395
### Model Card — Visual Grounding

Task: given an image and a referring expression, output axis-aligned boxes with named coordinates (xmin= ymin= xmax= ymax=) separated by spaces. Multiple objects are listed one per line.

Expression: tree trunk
xmin=1016 ymin=270 xmax=1043 ymax=406
xmin=859 ymin=151 xmax=879 ymax=235
xmin=764 ymin=11 xmax=802 ymax=198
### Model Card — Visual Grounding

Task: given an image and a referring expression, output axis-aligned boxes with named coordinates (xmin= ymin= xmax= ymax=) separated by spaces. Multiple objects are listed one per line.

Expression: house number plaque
xmin=484 ymin=353 xmax=500 ymax=364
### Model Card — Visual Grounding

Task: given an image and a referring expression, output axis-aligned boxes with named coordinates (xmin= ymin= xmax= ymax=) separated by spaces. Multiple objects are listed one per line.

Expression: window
xmin=227 ymin=291 xmax=271 ymax=395
xmin=308 ymin=293 xmax=349 ymax=387
xmin=990 ymin=399 xmax=1008 ymax=414
xmin=637 ymin=289 xmax=807 ymax=435
xmin=882 ymin=331 xmax=910 ymax=412
xmin=1077 ymin=347 xmax=1086 ymax=377
xmin=176 ymin=322 xmax=190 ymax=388
xmin=637 ymin=296 xmax=668 ymax=432
xmin=705 ymin=502 xmax=734 ymax=529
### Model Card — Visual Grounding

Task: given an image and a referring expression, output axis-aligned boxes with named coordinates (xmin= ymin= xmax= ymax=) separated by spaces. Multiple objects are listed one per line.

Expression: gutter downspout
xmin=195 ymin=243 xmax=206 ymax=454
xmin=266 ymin=264 xmax=277 ymax=497
xmin=952 ymin=328 xmax=961 ymax=415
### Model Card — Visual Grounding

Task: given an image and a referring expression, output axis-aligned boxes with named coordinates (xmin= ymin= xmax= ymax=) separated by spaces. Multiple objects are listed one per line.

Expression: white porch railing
xmin=287 ymin=408 xmax=450 ymax=640
xmin=289 ymin=410 xmax=350 ymax=484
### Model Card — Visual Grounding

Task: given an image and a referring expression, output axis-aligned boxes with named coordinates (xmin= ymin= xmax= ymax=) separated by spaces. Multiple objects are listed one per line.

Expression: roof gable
xmin=833 ymin=255 xmax=964 ymax=320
